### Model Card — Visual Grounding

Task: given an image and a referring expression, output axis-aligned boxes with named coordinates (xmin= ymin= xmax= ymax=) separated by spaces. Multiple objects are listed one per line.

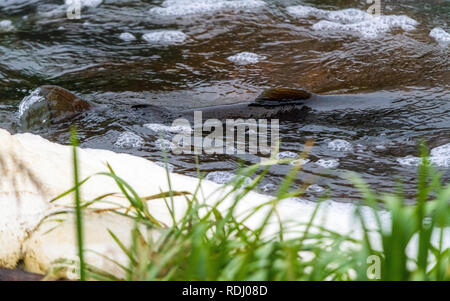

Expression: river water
xmin=0 ymin=0 xmax=449 ymax=203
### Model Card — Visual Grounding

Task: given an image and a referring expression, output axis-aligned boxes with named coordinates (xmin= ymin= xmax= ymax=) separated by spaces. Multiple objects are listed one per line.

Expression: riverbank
xmin=0 ymin=127 xmax=448 ymax=280
xmin=0 ymin=127 xmax=367 ymax=278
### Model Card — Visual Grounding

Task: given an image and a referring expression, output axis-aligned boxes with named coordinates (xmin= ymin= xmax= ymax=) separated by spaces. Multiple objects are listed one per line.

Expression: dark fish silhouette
xmin=19 ymin=85 xmax=383 ymax=128
xmin=19 ymin=85 xmax=92 ymax=129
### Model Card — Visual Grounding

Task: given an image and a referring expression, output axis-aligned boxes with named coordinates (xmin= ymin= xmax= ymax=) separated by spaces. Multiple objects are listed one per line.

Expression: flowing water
xmin=0 ymin=0 xmax=449 ymax=203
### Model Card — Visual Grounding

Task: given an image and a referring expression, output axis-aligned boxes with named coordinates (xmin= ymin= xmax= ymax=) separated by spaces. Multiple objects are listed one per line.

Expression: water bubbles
xmin=276 ymin=151 xmax=298 ymax=159
xmin=289 ymin=158 xmax=310 ymax=166
xmin=115 ymin=132 xmax=144 ymax=148
xmin=142 ymin=30 xmax=187 ymax=45
xmin=261 ymin=183 xmax=277 ymax=193
xmin=306 ymin=184 xmax=325 ymax=193
xmin=119 ymin=32 xmax=136 ymax=42
xmin=227 ymin=52 xmax=266 ymax=65
xmin=430 ymin=27 xmax=450 ymax=45
xmin=397 ymin=143 xmax=450 ymax=168
xmin=316 ymin=159 xmax=340 ymax=169
xmin=155 ymin=138 xmax=174 ymax=151
xmin=288 ymin=5 xmax=418 ymax=38
xmin=149 ymin=0 xmax=266 ymax=17
xmin=205 ymin=171 xmax=252 ymax=186
xmin=0 ymin=20 xmax=14 ymax=32
xmin=328 ymin=139 xmax=353 ymax=152
xmin=286 ymin=5 xmax=322 ymax=18
xmin=144 ymin=123 xmax=191 ymax=134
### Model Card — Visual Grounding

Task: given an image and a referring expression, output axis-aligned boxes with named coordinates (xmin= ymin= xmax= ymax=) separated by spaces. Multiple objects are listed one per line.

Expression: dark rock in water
xmin=18 ymin=85 xmax=92 ymax=129
xmin=0 ymin=268 xmax=44 ymax=281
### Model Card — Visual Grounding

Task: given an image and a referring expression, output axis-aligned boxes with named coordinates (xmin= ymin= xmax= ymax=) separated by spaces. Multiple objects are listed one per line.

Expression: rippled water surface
xmin=1 ymin=0 xmax=449 ymax=202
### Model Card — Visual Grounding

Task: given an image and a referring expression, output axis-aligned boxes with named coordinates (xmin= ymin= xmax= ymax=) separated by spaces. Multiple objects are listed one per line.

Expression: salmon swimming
xmin=17 ymin=85 xmax=386 ymax=129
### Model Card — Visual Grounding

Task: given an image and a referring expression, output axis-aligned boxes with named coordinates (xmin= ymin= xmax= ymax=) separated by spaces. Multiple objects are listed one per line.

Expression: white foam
xmin=313 ymin=15 xmax=418 ymax=38
xmin=119 ymin=32 xmax=136 ymax=42
xmin=287 ymin=5 xmax=418 ymax=38
xmin=429 ymin=143 xmax=450 ymax=167
xmin=144 ymin=123 xmax=191 ymax=134
xmin=289 ymin=158 xmax=310 ymax=166
xmin=316 ymin=159 xmax=340 ymax=168
xmin=18 ymin=88 xmax=45 ymax=119
xmin=114 ymin=132 xmax=144 ymax=149
xmin=328 ymin=139 xmax=353 ymax=152
xmin=227 ymin=52 xmax=266 ymax=65
xmin=430 ymin=27 xmax=450 ymax=44
xmin=397 ymin=143 xmax=450 ymax=168
xmin=205 ymin=171 xmax=252 ymax=186
xmin=155 ymin=138 xmax=174 ymax=151
xmin=65 ymin=0 xmax=103 ymax=8
xmin=142 ymin=30 xmax=187 ymax=45
xmin=149 ymin=0 xmax=266 ymax=17
xmin=276 ymin=151 xmax=298 ymax=159
xmin=306 ymin=184 xmax=325 ymax=193
xmin=326 ymin=8 xmax=369 ymax=24
xmin=261 ymin=183 xmax=277 ymax=193
xmin=0 ymin=20 xmax=14 ymax=32
xmin=286 ymin=5 xmax=322 ymax=18
xmin=375 ymin=145 xmax=387 ymax=151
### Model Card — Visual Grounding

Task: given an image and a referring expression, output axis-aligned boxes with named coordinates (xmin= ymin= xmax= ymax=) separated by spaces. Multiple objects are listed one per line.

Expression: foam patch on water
xmin=312 ymin=15 xmax=418 ymax=38
xmin=289 ymin=158 xmax=310 ymax=166
xmin=65 ymin=0 xmax=103 ymax=8
xmin=430 ymin=27 xmax=450 ymax=44
xmin=287 ymin=5 xmax=418 ymax=38
xmin=142 ymin=30 xmax=187 ymax=45
xmin=205 ymin=171 xmax=252 ymax=186
xmin=397 ymin=143 xmax=450 ymax=168
xmin=18 ymin=88 xmax=45 ymax=119
xmin=119 ymin=32 xmax=136 ymax=42
xmin=115 ymin=132 xmax=144 ymax=148
xmin=149 ymin=0 xmax=266 ymax=17
xmin=286 ymin=5 xmax=322 ymax=18
xmin=227 ymin=52 xmax=266 ymax=65
xmin=144 ymin=123 xmax=191 ymax=134
xmin=276 ymin=151 xmax=298 ymax=159
xmin=155 ymin=138 xmax=175 ymax=151
xmin=261 ymin=183 xmax=277 ymax=193
xmin=0 ymin=20 xmax=15 ymax=32
xmin=328 ymin=139 xmax=353 ymax=152
xmin=306 ymin=184 xmax=325 ymax=193
xmin=316 ymin=159 xmax=340 ymax=168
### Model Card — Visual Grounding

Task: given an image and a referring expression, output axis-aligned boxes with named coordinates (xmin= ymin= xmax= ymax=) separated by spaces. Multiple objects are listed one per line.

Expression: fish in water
xmin=18 ymin=85 xmax=92 ymax=129
xmin=18 ymin=85 xmax=399 ymax=130
xmin=18 ymin=86 xmax=316 ymax=129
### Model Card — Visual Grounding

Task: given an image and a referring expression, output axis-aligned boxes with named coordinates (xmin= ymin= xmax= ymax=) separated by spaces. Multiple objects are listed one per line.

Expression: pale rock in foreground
xmin=0 ymin=128 xmax=384 ymax=278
